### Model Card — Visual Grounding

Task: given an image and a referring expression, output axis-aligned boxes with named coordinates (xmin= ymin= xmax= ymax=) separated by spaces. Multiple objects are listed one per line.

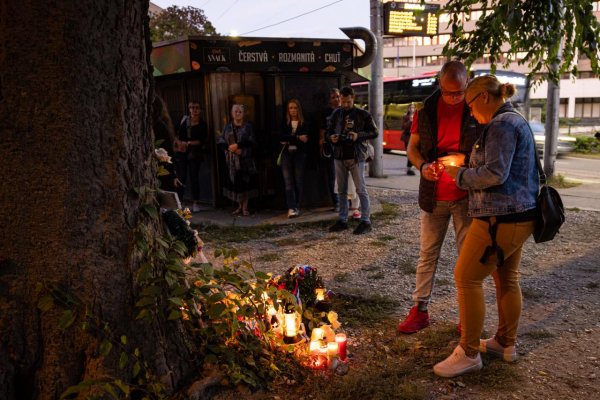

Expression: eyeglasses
xmin=466 ymin=91 xmax=484 ymax=109
xmin=440 ymin=88 xmax=465 ymax=99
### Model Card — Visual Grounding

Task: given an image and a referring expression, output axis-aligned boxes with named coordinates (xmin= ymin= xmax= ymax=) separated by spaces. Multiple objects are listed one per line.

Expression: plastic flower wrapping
xmin=154 ymin=147 xmax=172 ymax=163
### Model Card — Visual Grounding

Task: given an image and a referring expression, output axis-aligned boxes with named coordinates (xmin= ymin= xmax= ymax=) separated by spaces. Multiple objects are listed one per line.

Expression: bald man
xmin=398 ymin=61 xmax=484 ymax=334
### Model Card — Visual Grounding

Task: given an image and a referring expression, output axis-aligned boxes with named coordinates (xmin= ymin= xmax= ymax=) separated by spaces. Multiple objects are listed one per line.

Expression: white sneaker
xmin=433 ymin=345 xmax=482 ymax=378
xmin=287 ymin=209 xmax=298 ymax=218
xmin=479 ymin=337 xmax=517 ymax=362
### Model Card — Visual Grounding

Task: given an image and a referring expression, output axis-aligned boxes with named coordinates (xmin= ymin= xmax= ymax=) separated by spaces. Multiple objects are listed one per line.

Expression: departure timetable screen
xmin=384 ymin=2 xmax=440 ymax=37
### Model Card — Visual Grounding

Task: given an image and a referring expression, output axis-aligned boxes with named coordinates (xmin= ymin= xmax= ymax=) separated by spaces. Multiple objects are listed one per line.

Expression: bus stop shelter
xmin=151 ymin=32 xmax=374 ymax=209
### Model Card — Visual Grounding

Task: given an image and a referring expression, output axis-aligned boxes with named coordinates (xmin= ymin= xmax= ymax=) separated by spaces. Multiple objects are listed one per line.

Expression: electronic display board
xmin=384 ymin=2 xmax=440 ymax=37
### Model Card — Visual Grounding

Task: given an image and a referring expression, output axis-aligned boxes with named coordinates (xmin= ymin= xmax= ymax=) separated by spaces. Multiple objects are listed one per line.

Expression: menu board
xmin=384 ymin=2 xmax=440 ymax=37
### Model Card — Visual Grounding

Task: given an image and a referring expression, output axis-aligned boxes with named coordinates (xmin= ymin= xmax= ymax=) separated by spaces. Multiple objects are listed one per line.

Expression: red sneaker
xmin=397 ymin=306 xmax=430 ymax=334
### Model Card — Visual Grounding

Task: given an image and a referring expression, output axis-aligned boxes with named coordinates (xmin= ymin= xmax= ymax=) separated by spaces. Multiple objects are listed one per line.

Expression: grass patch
xmin=361 ymin=264 xmax=380 ymax=272
xmin=397 ymin=259 xmax=417 ymax=275
xmin=201 ymin=223 xmax=277 ymax=244
xmin=567 ymin=207 xmax=581 ymax=212
xmin=332 ymin=292 xmax=401 ymax=327
xmin=547 ymin=174 xmax=581 ymax=188
xmin=333 ymin=272 xmax=350 ymax=282
xmin=521 ymin=287 xmax=543 ymax=300
xmin=368 ymin=271 xmax=385 ymax=280
xmin=256 ymin=253 xmax=280 ymax=262
xmin=370 ymin=240 xmax=388 ymax=247
xmin=302 ymin=364 xmax=427 ymax=400
xmin=377 ymin=235 xmax=396 ymax=241
xmin=274 ymin=237 xmax=301 ymax=246
xmin=436 ymin=278 xmax=452 ymax=286
xmin=371 ymin=201 xmax=400 ymax=222
xmin=522 ymin=329 xmax=556 ymax=339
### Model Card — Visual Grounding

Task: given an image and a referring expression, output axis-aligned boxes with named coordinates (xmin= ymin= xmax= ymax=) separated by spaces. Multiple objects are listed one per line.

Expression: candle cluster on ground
xmin=269 ymin=265 xmax=350 ymax=371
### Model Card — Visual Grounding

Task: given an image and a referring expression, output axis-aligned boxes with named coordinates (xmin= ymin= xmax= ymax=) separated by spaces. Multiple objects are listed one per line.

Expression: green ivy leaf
xmin=168 ymin=297 xmax=184 ymax=307
xmin=113 ymin=380 xmax=130 ymax=397
xmin=133 ymin=361 xmax=141 ymax=378
xmin=37 ymin=295 xmax=54 ymax=312
xmin=119 ymin=352 xmax=129 ymax=369
xmin=99 ymin=340 xmax=113 ymax=357
xmin=208 ymin=303 xmax=226 ymax=319
xmin=120 ymin=335 xmax=127 ymax=345
xmin=136 ymin=309 xmax=151 ymax=320
xmin=135 ymin=296 xmax=156 ymax=308
xmin=59 ymin=310 xmax=76 ymax=329
xmin=141 ymin=204 xmax=158 ymax=219
xmin=167 ymin=309 xmax=182 ymax=320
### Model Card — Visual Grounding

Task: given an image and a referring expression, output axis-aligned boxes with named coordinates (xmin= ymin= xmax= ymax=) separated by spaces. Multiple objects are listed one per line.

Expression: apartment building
xmin=382 ymin=0 xmax=600 ymax=122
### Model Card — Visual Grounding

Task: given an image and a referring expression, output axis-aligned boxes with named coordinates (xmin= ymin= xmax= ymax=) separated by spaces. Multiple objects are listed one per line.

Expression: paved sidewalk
xmin=188 ymin=159 xmax=600 ymax=226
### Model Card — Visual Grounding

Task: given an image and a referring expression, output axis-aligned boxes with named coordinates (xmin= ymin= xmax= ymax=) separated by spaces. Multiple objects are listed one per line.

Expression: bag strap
xmin=497 ymin=110 xmax=546 ymax=186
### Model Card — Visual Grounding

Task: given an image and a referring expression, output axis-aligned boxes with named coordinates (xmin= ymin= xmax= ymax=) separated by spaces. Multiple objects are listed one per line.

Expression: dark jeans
xmin=325 ymin=155 xmax=337 ymax=206
xmin=280 ymin=151 xmax=307 ymax=210
xmin=403 ymin=139 xmax=413 ymax=168
xmin=174 ymin=153 xmax=202 ymax=201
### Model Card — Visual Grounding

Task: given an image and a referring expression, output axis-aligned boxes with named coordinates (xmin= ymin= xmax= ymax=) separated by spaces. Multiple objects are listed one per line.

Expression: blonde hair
xmin=286 ymin=98 xmax=304 ymax=126
xmin=466 ymin=75 xmax=517 ymax=101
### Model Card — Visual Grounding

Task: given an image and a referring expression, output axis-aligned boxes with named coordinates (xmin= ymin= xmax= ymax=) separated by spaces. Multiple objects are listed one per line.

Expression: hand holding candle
xmin=438 ymin=153 xmax=464 ymax=180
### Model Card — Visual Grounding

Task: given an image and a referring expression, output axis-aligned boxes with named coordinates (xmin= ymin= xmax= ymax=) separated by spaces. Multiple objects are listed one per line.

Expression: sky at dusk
xmin=151 ymin=0 xmax=371 ymax=39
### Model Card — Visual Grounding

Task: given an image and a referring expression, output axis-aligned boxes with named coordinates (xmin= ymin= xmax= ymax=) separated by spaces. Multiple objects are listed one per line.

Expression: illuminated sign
xmin=384 ymin=2 xmax=440 ymax=37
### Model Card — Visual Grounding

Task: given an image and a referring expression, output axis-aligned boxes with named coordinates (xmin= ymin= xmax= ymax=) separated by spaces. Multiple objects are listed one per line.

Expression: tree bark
xmin=0 ymin=1 xmax=196 ymax=398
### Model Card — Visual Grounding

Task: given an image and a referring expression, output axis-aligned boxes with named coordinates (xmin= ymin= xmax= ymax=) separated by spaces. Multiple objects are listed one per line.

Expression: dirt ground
xmin=203 ymin=187 xmax=600 ymax=400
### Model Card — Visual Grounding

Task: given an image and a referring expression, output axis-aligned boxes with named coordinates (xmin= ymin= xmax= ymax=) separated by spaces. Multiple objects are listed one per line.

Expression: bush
xmin=574 ymin=136 xmax=600 ymax=153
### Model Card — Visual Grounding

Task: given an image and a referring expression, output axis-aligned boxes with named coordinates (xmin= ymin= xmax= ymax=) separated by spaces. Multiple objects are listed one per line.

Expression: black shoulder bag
xmin=533 ymin=153 xmax=565 ymax=243
xmin=509 ymin=111 xmax=565 ymax=243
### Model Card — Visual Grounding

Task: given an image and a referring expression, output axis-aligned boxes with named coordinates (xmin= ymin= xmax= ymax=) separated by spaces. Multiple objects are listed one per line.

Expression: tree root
xmin=185 ymin=369 xmax=225 ymax=400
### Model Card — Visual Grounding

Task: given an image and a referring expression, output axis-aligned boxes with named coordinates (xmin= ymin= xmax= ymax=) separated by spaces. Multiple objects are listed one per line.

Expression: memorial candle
xmin=335 ymin=333 xmax=347 ymax=360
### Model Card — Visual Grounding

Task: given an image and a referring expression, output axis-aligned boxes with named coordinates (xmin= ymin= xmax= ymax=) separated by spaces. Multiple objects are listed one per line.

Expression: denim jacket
xmin=455 ymin=103 xmax=539 ymax=217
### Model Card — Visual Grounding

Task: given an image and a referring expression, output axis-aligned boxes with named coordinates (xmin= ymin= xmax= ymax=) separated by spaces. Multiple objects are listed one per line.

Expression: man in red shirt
xmin=398 ymin=61 xmax=483 ymax=334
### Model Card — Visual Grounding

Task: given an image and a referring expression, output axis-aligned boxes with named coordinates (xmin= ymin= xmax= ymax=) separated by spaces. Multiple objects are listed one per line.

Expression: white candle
xmin=309 ymin=340 xmax=321 ymax=353
xmin=284 ymin=312 xmax=297 ymax=337
xmin=327 ymin=342 xmax=339 ymax=357
xmin=311 ymin=327 xmax=324 ymax=341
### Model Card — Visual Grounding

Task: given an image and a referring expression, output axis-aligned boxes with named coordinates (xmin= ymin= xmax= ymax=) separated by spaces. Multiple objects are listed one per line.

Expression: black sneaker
xmin=407 ymin=168 xmax=416 ymax=176
xmin=329 ymin=220 xmax=348 ymax=232
xmin=353 ymin=221 xmax=372 ymax=235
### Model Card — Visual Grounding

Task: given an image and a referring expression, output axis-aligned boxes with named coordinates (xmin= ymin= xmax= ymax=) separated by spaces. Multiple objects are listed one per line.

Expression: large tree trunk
xmin=0 ymin=1 xmax=196 ymax=398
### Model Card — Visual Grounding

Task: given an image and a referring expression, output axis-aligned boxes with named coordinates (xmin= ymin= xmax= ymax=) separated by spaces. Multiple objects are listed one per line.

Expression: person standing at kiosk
xmin=218 ymin=104 xmax=259 ymax=216
xmin=278 ymin=99 xmax=310 ymax=218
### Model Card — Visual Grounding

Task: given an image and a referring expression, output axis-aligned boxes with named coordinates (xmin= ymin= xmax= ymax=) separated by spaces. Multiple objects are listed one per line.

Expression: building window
xmin=384 ymin=58 xmax=395 ymax=68
xmin=574 ymin=97 xmax=600 ymax=119
xmin=384 ymin=38 xmax=394 ymax=47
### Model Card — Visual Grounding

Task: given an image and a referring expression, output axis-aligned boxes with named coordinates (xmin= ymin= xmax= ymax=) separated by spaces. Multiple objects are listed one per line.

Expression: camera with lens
xmin=338 ymin=118 xmax=355 ymax=141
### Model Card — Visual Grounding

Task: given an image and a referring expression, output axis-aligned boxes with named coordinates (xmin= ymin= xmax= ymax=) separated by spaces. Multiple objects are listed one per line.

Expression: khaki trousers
xmin=454 ymin=218 xmax=535 ymax=355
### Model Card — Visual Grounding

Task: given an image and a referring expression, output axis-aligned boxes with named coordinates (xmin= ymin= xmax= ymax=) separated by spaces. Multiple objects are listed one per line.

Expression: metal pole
xmin=543 ymin=0 xmax=564 ymax=179
xmin=369 ymin=0 xmax=384 ymax=177
xmin=412 ymin=38 xmax=416 ymax=76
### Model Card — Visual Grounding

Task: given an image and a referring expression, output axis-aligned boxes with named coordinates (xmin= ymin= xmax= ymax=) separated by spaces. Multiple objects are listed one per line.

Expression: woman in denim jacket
xmin=433 ymin=75 xmax=539 ymax=378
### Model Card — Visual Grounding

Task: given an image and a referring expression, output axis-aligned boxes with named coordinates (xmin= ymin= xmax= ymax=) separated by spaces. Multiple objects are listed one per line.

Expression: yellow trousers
xmin=454 ymin=218 xmax=535 ymax=355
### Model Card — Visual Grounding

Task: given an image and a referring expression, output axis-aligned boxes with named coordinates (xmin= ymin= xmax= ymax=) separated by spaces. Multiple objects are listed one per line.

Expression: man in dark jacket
xmin=326 ymin=86 xmax=378 ymax=235
xmin=398 ymin=61 xmax=484 ymax=333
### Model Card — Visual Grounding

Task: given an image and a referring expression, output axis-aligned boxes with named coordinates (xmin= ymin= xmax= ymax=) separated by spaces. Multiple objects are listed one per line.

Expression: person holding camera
xmin=326 ymin=86 xmax=378 ymax=235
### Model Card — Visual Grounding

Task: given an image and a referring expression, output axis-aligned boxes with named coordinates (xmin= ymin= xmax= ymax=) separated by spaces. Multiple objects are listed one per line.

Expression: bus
xmin=352 ymin=70 xmax=530 ymax=152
